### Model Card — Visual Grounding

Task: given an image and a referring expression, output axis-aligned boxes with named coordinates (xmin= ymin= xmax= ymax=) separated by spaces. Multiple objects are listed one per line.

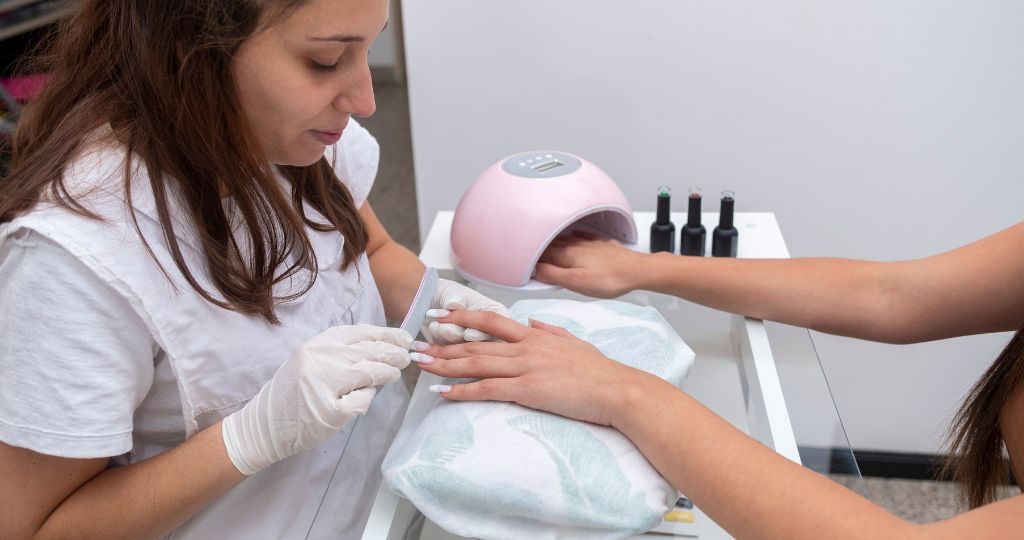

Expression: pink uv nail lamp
xmin=451 ymin=151 xmax=637 ymax=290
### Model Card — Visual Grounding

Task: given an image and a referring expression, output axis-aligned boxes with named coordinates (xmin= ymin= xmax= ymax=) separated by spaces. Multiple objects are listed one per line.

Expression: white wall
xmin=401 ymin=0 xmax=1024 ymax=454
xmin=369 ymin=23 xmax=396 ymax=68
xmin=368 ymin=1 xmax=401 ymax=69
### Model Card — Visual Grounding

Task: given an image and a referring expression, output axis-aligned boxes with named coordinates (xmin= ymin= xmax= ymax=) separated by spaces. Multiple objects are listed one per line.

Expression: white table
xmin=358 ymin=211 xmax=821 ymax=540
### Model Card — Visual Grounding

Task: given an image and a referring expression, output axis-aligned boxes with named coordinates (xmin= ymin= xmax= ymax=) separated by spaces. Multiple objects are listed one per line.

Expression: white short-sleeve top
xmin=0 ymin=119 xmax=379 ymax=464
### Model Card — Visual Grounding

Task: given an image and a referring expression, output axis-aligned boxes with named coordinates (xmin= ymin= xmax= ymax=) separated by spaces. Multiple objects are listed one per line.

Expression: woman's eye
xmin=308 ymin=59 xmax=339 ymax=73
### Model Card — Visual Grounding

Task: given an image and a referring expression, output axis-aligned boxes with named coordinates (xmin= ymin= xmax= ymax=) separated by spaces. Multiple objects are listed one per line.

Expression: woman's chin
xmin=269 ymin=146 xmax=326 ymax=167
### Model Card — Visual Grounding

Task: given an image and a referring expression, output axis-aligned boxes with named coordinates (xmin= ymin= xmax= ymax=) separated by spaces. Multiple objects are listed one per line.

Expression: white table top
xmin=357 ymin=210 xmax=815 ymax=540
xmin=419 ymin=211 xmax=791 ymax=276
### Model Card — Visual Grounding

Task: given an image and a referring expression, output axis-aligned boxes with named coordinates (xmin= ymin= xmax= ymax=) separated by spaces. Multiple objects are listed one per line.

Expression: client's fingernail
xmin=410 ymin=352 xmax=434 ymax=365
xmin=411 ymin=340 xmax=430 ymax=352
xmin=426 ymin=309 xmax=450 ymax=318
xmin=429 ymin=384 xmax=452 ymax=393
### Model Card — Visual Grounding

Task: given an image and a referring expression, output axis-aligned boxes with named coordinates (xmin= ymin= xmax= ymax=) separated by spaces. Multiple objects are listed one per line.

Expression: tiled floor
xmin=861 ymin=477 xmax=964 ymax=523
xmin=858 ymin=477 xmax=1018 ymax=524
xmin=362 ymin=78 xmax=1021 ymax=527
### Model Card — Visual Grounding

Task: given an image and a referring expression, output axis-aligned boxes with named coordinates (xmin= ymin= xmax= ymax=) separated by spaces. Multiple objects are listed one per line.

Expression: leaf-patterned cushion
xmin=382 ymin=299 xmax=696 ymax=540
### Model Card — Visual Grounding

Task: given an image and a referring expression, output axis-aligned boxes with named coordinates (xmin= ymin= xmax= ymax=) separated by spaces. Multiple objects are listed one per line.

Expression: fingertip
xmin=532 ymin=262 xmax=556 ymax=283
xmin=376 ymin=341 xmax=415 ymax=367
xmin=437 ymin=322 xmax=465 ymax=343
xmin=463 ymin=328 xmax=492 ymax=342
xmin=447 ymin=300 xmax=468 ymax=311
xmin=360 ymin=326 xmax=413 ymax=348
xmin=355 ymin=360 xmax=403 ymax=386
xmin=532 ymin=262 xmax=548 ymax=282
xmin=440 ymin=383 xmax=470 ymax=401
xmin=427 ymin=320 xmax=446 ymax=343
xmin=394 ymin=328 xmax=415 ymax=349
xmin=337 ymin=386 xmax=377 ymax=416
xmin=394 ymin=354 xmax=412 ymax=370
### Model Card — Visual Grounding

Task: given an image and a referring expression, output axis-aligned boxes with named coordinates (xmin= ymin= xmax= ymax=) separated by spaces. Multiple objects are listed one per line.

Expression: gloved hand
xmin=221 ymin=325 xmax=412 ymax=475
xmin=421 ymin=279 xmax=510 ymax=344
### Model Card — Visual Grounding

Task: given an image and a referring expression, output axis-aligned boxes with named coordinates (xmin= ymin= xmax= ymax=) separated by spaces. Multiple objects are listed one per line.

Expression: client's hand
xmin=534 ymin=231 xmax=648 ymax=298
xmin=412 ymin=310 xmax=661 ymax=428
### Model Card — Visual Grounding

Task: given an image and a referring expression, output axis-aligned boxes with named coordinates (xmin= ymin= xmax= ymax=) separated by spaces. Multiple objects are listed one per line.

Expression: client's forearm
xmin=612 ymin=376 xmax=915 ymax=540
xmin=635 ymin=254 xmax=909 ymax=342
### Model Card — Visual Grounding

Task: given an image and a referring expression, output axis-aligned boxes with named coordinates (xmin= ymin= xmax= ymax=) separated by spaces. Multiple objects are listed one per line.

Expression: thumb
xmin=434 ymin=279 xmax=468 ymax=310
xmin=334 ymin=387 xmax=378 ymax=421
xmin=314 ymin=325 xmax=413 ymax=349
xmin=343 ymin=341 xmax=412 ymax=369
xmin=533 ymin=262 xmax=577 ymax=286
xmin=349 ymin=360 xmax=403 ymax=388
xmin=430 ymin=320 xmax=467 ymax=344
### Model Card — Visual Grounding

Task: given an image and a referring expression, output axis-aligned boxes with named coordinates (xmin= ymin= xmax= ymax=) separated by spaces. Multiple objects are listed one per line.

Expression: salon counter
xmin=350 ymin=211 xmax=861 ymax=540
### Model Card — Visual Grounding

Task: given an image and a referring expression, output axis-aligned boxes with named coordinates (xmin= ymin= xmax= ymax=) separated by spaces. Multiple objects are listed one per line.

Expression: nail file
xmin=399 ymin=267 xmax=438 ymax=338
xmin=307 ymin=268 xmax=439 ymax=534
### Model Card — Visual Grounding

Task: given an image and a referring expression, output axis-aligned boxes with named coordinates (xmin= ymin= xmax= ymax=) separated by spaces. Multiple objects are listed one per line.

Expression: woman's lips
xmin=311 ymin=129 xmax=343 ymax=145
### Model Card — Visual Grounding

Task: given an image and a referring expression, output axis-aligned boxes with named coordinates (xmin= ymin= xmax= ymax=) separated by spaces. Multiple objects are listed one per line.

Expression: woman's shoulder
xmin=8 ymin=128 xmax=169 ymax=276
xmin=0 ymin=228 xmax=159 ymax=458
xmin=49 ymin=126 xmax=142 ymax=210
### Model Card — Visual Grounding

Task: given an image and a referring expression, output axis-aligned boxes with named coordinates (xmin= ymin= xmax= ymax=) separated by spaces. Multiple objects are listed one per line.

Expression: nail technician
xmin=416 ymin=222 xmax=1024 ymax=538
xmin=0 ymin=1 xmax=505 ymax=539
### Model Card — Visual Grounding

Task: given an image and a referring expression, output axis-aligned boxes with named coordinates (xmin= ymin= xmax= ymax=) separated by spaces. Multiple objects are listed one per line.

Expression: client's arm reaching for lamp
xmin=534 ymin=222 xmax=1024 ymax=344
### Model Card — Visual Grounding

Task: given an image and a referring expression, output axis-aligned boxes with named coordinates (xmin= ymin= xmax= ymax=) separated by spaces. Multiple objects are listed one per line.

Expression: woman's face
xmin=234 ymin=0 xmax=388 ymax=166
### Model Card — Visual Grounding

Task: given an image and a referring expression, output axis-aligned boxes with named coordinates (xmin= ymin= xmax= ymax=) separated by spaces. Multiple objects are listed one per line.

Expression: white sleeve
xmin=0 ymin=229 xmax=158 ymax=458
xmin=326 ymin=118 xmax=379 ymax=209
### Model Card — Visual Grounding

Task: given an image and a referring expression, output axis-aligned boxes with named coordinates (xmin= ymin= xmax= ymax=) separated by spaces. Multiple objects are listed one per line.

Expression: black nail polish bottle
xmin=649 ymin=187 xmax=675 ymax=253
xmin=712 ymin=190 xmax=739 ymax=257
xmin=680 ymin=188 xmax=706 ymax=256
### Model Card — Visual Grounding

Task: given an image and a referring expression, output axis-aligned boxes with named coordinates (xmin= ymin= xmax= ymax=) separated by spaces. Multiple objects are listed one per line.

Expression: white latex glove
xmin=221 ymin=325 xmax=412 ymax=475
xmin=421 ymin=279 xmax=510 ymax=344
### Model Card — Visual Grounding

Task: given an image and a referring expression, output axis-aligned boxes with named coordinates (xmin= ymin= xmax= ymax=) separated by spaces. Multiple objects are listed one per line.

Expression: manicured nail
xmin=410 ymin=352 xmax=434 ymax=365
xmin=429 ymin=384 xmax=452 ymax=393
xmin=426 ymin=309 xmax=450 ymax=318
xmin=411 ymin=340 xmax=430 ymax=352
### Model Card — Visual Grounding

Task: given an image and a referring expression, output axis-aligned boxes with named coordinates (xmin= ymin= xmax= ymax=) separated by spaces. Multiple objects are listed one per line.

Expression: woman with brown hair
xmin=0 ymin=1 xmax=505 ymax=538
xmin=413 ymin=222 xmax=1024 ymax=538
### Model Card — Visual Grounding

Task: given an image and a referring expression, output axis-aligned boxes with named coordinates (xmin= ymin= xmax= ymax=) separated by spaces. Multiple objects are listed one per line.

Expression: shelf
xmin=0 ymin=4 xmax=68 ymax=41
xmin=0 ymin=0 xmax=43 ymax=16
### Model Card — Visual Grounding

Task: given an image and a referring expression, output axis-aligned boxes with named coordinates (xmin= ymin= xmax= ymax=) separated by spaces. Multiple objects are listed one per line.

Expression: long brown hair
xmin=944 ymin=325 xmax=1024 ymax=508
xmin=0 ymin=0 xmax=368 ymax=324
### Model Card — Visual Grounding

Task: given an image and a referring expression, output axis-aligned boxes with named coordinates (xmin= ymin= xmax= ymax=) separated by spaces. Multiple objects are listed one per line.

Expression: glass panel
xmin=766 ymin=321 xmax=867 ymax=497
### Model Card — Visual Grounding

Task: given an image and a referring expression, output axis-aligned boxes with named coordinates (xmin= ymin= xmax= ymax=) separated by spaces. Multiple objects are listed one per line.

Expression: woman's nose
xmin=336 ymin=64 xmax=376 ymax=118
